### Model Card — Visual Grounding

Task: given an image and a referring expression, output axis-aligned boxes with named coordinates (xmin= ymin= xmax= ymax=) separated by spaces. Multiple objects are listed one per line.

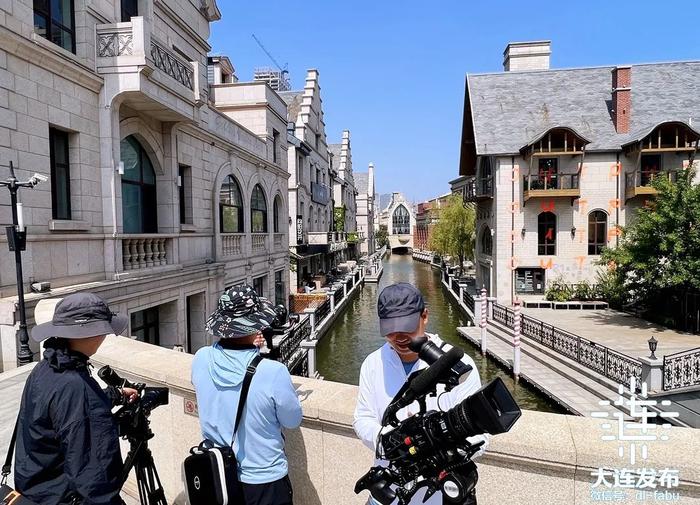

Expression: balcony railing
xmin=252 ymin=234 xmax=268 ymax=253
xmin=308 ymin=231 xmax=348 ymax=252
xmin=221 ymin=233 xmax=244 ymax=257
xmin=122 ymin=235 xmax=171 ymax=270
xmin=624 ymin=169 xmax=680 ymax=200
xmin=464 ymin=177 xmax=494 ymax=201
xmin=150 ymin=40 xmax=194 ymax=91
xmin=523 ymin=173 xmax=580 ymax=201
xmin=274 ymin=233 xmax=285 ymax=250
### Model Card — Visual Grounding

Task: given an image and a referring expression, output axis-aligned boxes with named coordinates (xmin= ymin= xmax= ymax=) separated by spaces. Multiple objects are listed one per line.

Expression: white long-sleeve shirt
xmin=353 ymin=333 xmax=489 ymax=505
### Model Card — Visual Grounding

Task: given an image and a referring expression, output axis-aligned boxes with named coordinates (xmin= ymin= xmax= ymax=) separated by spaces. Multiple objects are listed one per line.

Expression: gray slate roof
xmin=468 ymin=61 xmax=700 ymax=154
xmin=354 ymin=172 xmax=369 ymax=194
xmin=279 ymin=91 xmax=303 ymax=122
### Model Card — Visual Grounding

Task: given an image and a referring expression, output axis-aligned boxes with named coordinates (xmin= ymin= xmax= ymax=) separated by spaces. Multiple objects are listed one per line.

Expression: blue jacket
xmin=191 ymin=343 xmax=303 ymax=484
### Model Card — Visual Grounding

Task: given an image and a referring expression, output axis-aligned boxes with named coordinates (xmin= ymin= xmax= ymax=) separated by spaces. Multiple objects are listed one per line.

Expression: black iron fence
xmin=462 ymin=289 xmax=474 ymax=313
xmin=493 ymin=303 xmax=643 ymax=391
xmin=278 ymin=316 xmax=311 ymax=373
xmin=346 ymin=278 xmax=353 ymax=292
xmin=663 ymin=346 xmax=700 ymax=391
xmin=315 ymin=297 xmax=331 ymax=325
xmin=289 ymin=350 xmax=309 ymax=378
xmin=334 ymin=285 xmax=345 ymax=303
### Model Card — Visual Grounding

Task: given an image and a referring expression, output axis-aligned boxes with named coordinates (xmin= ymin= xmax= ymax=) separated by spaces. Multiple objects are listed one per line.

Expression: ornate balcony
xmin=252 ymin=234 xmax=268 ymax=253
xmin=221 ymin=233 xmax=244 ymax=257
xmin=308 ymin=231 xmax=347 ymax=253
xmin=95 ymin=17 xmax=202 ymax=122
xmin=122 ymin=235 xmax=172 ymax=270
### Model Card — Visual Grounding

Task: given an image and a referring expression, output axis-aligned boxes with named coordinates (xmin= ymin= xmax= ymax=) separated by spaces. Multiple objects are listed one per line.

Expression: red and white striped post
xmin=480 ymin=286 xmax=487 ymax=354
xmin=513 ymin=300 xmax=521 ymax=378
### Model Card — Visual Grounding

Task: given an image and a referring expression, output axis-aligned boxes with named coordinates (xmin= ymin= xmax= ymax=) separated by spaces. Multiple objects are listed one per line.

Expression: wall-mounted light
xmin=521 ymin=227 xmax=526 ymax=238
xmin=571 ymin=226 xmax=577 ymax=239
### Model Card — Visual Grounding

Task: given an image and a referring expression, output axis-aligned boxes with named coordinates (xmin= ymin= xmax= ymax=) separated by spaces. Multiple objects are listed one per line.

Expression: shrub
xmin=573 ymin=280 xmax=593 ymax=301
xmin=545 ymin=278 xmax=572 ymax=302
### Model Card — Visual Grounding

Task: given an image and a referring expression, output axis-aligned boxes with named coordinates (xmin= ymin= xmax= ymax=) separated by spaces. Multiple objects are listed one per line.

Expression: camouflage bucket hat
xmin=206 ymin=284 xmax=277 ymax=339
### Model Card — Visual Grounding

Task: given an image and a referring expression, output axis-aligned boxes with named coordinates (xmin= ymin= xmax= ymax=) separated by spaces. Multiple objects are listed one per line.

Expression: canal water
xmin=316 ymin=253 xmax=566 ymax=413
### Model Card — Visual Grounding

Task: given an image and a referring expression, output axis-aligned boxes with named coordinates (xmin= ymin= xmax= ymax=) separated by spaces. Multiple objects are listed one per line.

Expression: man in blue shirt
xmin=192 ymin=284 xmax=303 ymax=505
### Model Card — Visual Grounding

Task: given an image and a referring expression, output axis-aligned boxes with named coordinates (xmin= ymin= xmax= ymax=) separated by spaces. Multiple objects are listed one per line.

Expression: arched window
xmin=273 ymin=195 xmax=282 ymax=233
xmin=481 ymin=227 xmax=492 ymax=256
xmin=121 ymin=135 xmax=157 ymax=233
xmin=219 ymin=175 xmax=243 ymax=233
xmin=588 ymin=211 xmax=608 ymax=255
xmin=251 ymin=184 xmax=267 ymax=233
xmin=392 ymin=205 xmax=410 ymax=234
xmin=537 ymin=212 xmax=556 ymax=255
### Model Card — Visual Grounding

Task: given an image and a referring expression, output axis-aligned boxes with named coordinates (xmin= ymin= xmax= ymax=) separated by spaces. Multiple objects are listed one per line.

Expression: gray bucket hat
xmin=31 ymin=293 xmax=128 ymax=342
xmin=377 ymin=283 xmax=426 ymax=337
xmin=206 ymin=284 xmax=277 ymax=339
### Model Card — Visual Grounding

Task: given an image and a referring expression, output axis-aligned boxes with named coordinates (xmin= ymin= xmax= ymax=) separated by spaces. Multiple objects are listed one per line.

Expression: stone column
xmin=639 ymin=356 xmax=664 ymax=392
xmin=301 ymin=339 xmax=317 ymax=377
xmin=479 ymin=287 xmax=487 ymax=354
xmin=330 ymin=292 xmax=336 ymax=314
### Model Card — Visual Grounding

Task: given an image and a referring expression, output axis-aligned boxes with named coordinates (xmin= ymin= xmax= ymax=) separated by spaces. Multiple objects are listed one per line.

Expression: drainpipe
xmin=511 ymin=156 xmax=516 ymax=305
xmin=616 ymin=152 xmax=620 ymax=247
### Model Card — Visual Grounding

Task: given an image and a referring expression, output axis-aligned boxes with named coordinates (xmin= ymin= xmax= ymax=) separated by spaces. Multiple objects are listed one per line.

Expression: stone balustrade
xmin=91 ymin=336 xmax=700 ymax=505
xmin=122 ymin=235 xmax=171 ymax=270
xmin=221 ymin=233 xmax=244 ymax=257
xmin=274 ymin=233 xmax=285 ymax=250
xmin=252 ymin=233 xmax=268 ymax=252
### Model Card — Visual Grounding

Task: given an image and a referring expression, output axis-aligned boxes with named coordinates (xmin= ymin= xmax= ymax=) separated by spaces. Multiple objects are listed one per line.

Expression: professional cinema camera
xmin=355 ymin=338 xmax=522 ymax=505
xmin=98 ymin=366 xmax=170 ymax=505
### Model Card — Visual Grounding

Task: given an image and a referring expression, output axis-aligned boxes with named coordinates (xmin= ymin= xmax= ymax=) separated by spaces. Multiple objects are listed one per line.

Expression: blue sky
xmin=210 ymin=0 xmax=699 ymax=203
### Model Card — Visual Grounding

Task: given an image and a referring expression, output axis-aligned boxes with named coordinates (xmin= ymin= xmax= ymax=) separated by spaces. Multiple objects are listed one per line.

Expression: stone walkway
xmin=458 ymin=326 xmax=624 ymax=418
xmin=522 ymin=307 xmax=699 ymax=358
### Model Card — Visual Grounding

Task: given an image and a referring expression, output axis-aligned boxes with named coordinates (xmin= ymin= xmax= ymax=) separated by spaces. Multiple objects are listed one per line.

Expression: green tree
xmin=428 ymin=194 xmax=475 ymax=275
xmin=376 ymin=224 xmax=389 ymax=248
xmin=334 ymin=206 xmax=346 ymax=232
xmin=599 ymin=166 xmax=700 ymax=309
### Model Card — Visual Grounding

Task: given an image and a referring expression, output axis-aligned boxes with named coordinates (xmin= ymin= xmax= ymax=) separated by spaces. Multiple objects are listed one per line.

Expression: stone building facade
xmin=329 ymin=130 xmax=359 ymax=257
xmin=454 ymin=41 xmax=700 ymax=303
xmin=354 ymin=162 xmax=375 ymax=256
xmin=414 ymin=193 xmax=450 ymax=251
xmin=283 ymin=70 xmax=349 ymax=292
xmin=0 ymin=0 xmax=290 ymax=369
xmin=379 ymin=192 xmax=416 ymax=252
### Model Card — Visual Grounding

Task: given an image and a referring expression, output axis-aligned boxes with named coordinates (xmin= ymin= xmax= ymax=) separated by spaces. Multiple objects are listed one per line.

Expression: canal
xmin=316 ymin=253 xmax=566 ymax=413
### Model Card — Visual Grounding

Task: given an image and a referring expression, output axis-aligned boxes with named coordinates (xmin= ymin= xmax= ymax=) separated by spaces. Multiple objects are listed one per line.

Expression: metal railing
xmin=493 ymin=302 xmax=642 ymax=391
xmin=462 ymin=289 xmax=475 ymax=313
xmin=523 ymin=173 xmax=580 ymax=191
xmin=663 ymin=346 xmax=700 ymax=391
xmin=150 ymin=40 xmax=194 ymax=90
xmin=289 ymin=350 xmax=309 ymax=378
xmin=278 ymin=316 xmax=311 ymax=369
xmin=315 ymin=298 xmax=331 ymax=325
xmin=334 ymin=285 xmax=345 ymax=303
xmin=625 ymin=169 xmax=680 ymax=193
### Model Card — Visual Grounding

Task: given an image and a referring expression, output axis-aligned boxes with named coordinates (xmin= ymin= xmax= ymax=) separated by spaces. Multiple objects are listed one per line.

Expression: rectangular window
xmin=179 ymin=164 xmax=192 ymax=225
xmin=253 ymin=275 xmax=266 ymax=298
xmin=315 ymin=133 xmax=321 ymax=150
xmin=272 ymin=129 xmax=279 ymax=163
xmin=275 ymin=270 xmax=285 ymax=306
xmin=120 ymin=0 xmax=138 ymax=22
xmin=49 ymin=128 xmax=71 ymax=220
xmin=33 ymin=0 xmax=75 ymax=53
xmin=131 ymin=307 xmax=160 ymax=345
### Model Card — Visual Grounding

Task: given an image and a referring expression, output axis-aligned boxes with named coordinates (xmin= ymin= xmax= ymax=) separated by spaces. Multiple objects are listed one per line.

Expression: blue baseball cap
xmin=377 ymin=283 xmax=426 ymax=337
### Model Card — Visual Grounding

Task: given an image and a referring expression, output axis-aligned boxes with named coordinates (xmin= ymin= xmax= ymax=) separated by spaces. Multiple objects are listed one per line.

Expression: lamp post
xmin=648 ymin=336 xmax=658 ymax=360
xmin=1 ymin=161 xmax=47 ymax=366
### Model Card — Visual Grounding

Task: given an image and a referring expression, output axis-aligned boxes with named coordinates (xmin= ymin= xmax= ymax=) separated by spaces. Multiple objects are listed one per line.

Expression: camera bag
xmin=1 ymin=418 xmax=42 ymax=505
xmin=184 ymin=354 xmax=262 ymax=505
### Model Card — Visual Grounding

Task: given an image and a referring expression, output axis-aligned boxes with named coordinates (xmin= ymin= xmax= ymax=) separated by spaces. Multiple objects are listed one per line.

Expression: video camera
xmin=354 ymin=338 xmax=522 ymax=505
xmin=98 ymin=366 xmax=169 ymax=442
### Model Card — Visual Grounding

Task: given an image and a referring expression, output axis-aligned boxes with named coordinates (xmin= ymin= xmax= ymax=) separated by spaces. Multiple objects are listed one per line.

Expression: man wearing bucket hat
xmin=353 ymin=283 xmax=487 ymax=505
xmin=192 ymin=284 xmax=302 ymax=505
xmin=12 ymin=292 xmax=137 ymax=505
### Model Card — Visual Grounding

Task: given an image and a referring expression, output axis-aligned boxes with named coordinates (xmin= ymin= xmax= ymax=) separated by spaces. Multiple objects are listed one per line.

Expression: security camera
xmin=30 ymin=173 xmax=49 ymax=185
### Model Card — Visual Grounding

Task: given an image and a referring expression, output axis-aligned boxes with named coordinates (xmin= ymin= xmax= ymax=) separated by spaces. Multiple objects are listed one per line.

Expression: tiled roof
xmin=468 ymin=61 xmax=700 ymax=154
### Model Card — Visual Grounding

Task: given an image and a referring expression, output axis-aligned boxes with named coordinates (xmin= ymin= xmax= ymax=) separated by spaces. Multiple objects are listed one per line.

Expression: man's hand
xmin=254 ymin=334 xmax=266 ymax=349
xmin=121 ymin=387 xmax=139 ymax=404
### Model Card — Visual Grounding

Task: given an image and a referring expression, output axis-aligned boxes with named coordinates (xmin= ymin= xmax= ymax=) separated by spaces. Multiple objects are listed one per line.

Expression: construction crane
xmin=251 ymin=34 xmax=290 ymax=91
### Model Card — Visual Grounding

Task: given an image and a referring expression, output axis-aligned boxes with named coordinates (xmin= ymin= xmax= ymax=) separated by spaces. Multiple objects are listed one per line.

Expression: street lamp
xmin=1 ymin=161 xmax=47 ymax=366
xmin=648 ymin=335 xmax=658 ymax=360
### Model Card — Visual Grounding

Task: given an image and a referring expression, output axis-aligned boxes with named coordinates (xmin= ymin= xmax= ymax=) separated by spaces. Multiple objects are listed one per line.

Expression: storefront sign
xmin=296 ymin=215 xmax=304 ymax=244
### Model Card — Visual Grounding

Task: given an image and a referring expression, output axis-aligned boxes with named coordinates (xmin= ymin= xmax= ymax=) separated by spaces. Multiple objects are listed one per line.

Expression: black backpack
xmin=184 ymin=355 xmax=262 ymax=505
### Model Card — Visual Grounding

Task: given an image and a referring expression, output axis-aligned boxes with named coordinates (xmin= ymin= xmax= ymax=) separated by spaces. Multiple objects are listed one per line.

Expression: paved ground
xmin=522 ymin=307 xmax=699 ymax=358
xmin=0 ymin=365 xmax=140 ymax=504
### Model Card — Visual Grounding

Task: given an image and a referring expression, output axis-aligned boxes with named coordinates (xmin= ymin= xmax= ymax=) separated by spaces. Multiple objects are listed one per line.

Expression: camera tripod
xmin=122 ymin=436 xmax=167 ymax=505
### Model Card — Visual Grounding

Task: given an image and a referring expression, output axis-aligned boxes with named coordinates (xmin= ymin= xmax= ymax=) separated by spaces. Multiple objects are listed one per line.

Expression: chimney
xmin=612 ymin=66 xmax=631 ymax=134
xmin=503 ymin=41 xmax=551 ymax=71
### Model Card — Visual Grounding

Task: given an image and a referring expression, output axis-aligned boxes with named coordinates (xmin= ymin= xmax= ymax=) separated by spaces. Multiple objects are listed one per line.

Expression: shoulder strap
xmin=1 ymin=417 xmax=18 ymax=484
xmin=231 ymin=354 xmax=263 ymax=443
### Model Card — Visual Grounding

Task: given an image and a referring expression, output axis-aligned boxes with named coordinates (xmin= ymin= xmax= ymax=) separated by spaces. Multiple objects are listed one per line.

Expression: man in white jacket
xmin=353 ymin=283 xmax=487 ymax=505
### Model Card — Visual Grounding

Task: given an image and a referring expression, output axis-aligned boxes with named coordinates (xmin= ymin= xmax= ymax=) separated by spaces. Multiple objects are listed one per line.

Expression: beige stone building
xmin=453 ymin=41 xmax=700 ymax=303
xmin=379 ymin=192 xmax=416 ymax=253
xmin=0 ymin=0 xmax=290 ymax=370
xmin=282 ymin=70 xmax=351 ymax=292
xmin=354 ymin=162 xmax=376 ymax=256
xmin=329 ymin=129 xmax=360 ymax=257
